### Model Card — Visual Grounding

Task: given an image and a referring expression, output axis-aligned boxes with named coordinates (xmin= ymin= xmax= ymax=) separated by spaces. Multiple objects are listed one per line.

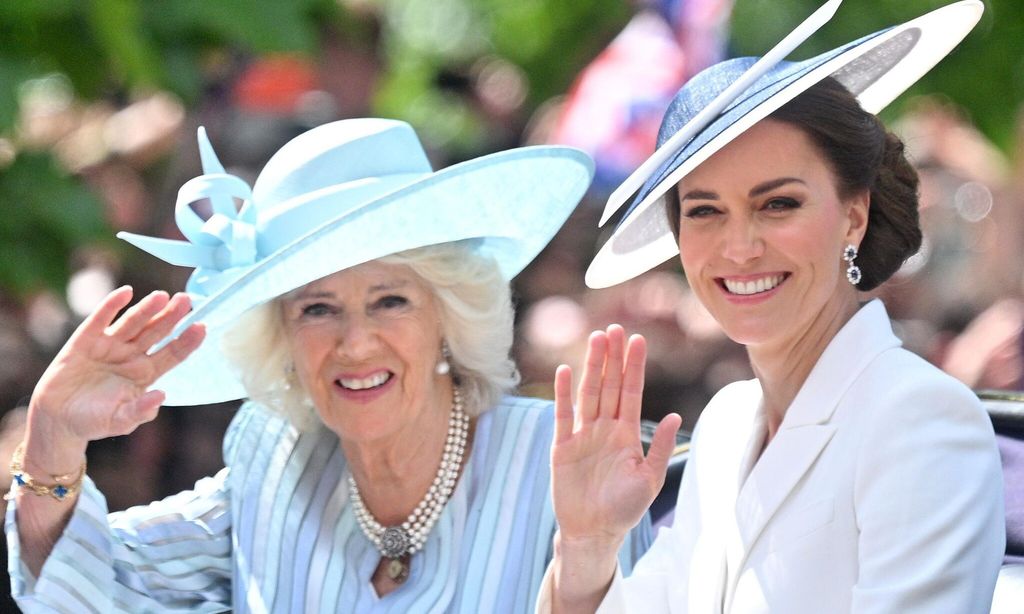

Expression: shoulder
xmin=694 ymin=379 xmax=762 ymax=436
xmin=855 ymin=347 xmax=987 ymax=427
xmin=848 ymin=348 xmax=999 ymax=486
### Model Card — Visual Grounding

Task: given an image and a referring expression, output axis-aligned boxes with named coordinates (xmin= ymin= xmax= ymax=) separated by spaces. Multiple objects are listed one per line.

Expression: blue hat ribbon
xmin=118 ymin=128 xmax=260 ymax=297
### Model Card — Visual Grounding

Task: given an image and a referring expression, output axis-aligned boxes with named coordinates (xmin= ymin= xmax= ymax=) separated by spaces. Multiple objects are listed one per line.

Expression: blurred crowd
xmin=2 ymin=0 xmax=1024 ymax=606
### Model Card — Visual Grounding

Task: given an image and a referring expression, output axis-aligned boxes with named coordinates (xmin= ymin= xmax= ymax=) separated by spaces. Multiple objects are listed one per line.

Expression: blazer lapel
xmin=687 ymin=380 xmax=765 ymax=613
xmin=732 ymin=424 xmax=837 ymax=551
xmin=723 ymin=300 xmax=902 ymax=604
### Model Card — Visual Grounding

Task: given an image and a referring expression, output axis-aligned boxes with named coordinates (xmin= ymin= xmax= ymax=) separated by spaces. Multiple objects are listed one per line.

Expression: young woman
xmin=543 ymin=2 xmax=1004 ymax=612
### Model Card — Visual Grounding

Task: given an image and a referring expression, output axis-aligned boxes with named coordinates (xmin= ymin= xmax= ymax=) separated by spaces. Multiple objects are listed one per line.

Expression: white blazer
xmin=539 ymin=300 xmax=1005 ymax=613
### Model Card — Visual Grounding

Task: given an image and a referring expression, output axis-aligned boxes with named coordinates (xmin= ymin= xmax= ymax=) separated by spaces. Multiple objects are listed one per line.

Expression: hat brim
xmin=154 ymin=146 xmax=593 ymax=405
xmin=585 ymin=0 xmax=983 ymax=289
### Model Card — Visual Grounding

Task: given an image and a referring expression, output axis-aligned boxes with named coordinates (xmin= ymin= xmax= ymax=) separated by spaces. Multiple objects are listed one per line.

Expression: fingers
xmin=132 ymin=293 xmax=195 ymax=352
xmin=597 ymin=325 xmax=626 ymax=419
xmin=113 ymin=389 xmax=166 ymax=434
xmin=618 ymin=334 xmax=647 ymax=423
xmin=644 ymin=413 xmax=683 ymax=477
xmin=553 ymin=364 xmax=575 ymax=444
xmin=576 ymin=331 xmax=607 ymax=423
xmin=105 ymin=291 xmax=170 ymax=340
xmin=75 ymin=286 xmax=134 ymax=341
xmin=149 ymin=323 xmax=205 ymax=377
xmin=577 ymin=325 xmax=646 ymax=423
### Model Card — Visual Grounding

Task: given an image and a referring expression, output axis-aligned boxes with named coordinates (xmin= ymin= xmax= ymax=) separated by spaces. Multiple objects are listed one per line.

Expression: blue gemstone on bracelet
xmin=54 ymin=485 xmax=68 ymax=499
xmin=14 ymin=474 xmax=25 ymax=486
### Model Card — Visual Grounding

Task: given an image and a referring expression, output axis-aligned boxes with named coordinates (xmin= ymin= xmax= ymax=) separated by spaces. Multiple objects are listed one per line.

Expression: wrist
xmin=23 ymin=404 xmax=87 ymax=475
xmin=9 ymin=440 xmax=86 ymax=502
xmin=552 ymin=531 xmax=621 ymax=612
xmin=555 ymin=531 xmax=623 ymax=560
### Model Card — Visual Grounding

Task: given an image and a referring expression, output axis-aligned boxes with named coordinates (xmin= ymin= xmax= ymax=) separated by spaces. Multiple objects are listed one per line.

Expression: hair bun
xmin=857 ymin=131 xmax=921 ymax=291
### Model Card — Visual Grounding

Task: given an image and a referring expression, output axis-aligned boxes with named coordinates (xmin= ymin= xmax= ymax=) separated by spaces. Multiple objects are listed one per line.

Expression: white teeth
xmin=723 ymin=275 xmax=784 ymax=296
xmin=338 ymin=372 xmax=390 ymax=390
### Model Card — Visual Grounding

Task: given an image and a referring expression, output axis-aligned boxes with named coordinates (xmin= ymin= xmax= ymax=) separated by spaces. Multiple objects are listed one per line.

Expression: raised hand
xmin=551 ymin=324 xmax=682 ymax=545
xmin=28 ymin=286 xmax=205 ymax=451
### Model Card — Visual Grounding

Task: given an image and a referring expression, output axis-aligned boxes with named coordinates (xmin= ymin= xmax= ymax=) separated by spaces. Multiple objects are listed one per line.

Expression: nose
xmin=720 ymin=214 xmax=764 ymax=265
xmin=333 ymin=316 xmax=380 ymax=361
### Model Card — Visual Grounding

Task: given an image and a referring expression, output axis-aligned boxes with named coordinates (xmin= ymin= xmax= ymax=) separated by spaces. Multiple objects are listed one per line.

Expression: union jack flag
xmin=550 ymin=0 xmax=734 ymax=195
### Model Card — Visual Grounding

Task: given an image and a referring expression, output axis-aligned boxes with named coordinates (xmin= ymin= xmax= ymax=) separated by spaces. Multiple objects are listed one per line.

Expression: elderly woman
xmin=542 ymin=2 xmax=1004 ymax=613
xmin=5 ymin=119 xmax=649 ymax=612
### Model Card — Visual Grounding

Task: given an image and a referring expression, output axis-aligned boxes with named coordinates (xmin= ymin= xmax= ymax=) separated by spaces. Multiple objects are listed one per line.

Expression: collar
xmin=780 ymin=298 xmax=902 ymax=429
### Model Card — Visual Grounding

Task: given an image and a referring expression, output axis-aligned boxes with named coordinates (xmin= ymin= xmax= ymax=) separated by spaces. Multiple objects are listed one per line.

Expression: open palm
xmin=551 ymin=325 xmax=682 ymax=543
xmin=31 ymin=287 xmax=205 ymax=444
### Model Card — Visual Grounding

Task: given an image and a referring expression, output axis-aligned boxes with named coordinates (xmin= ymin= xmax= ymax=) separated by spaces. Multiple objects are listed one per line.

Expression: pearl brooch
xmin=348 ymin=387 xmax=469 ymax=582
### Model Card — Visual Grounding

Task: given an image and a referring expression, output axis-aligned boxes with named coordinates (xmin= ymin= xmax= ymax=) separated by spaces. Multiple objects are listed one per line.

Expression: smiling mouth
xmin=719 ymin=273 xmax=788 ymax=296
xmin=336 ymin=372 xmax=393 ymax=391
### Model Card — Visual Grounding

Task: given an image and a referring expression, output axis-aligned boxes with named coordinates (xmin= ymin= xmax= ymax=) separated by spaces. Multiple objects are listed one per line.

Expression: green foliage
xmin=0 ymin=0 xmax=341 ymax=134
xmin=482 ymin=0 xmax=629 ymax=106
xmin=373 ymin=0 xmax=629 ymax=151
xmin=0 ymin=153 xmax=109 ymax=296
xmin=730 ymin=0 xmax=1024 ymax=151
xmin=1 ymin=0 xmax=1021 ymax=301
xmin=0 ymin=0 xmax=340 ymax=299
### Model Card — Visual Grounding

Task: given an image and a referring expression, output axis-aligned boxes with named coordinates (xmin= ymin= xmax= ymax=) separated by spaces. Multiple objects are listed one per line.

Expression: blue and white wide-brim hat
xmin=585 ymin=0 xmax=983 ymax=289
xmin=121 ymin=119 xmax=594 ymax=405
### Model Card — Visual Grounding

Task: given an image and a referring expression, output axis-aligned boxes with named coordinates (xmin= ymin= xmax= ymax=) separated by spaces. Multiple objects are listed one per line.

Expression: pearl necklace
xmin=348 ymin=387 xmax=468 ymax=582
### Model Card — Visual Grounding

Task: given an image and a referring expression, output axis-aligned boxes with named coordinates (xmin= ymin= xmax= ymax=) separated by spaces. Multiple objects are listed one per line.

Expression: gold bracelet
xmin=6 ymin=441 xmax=86 ymax=502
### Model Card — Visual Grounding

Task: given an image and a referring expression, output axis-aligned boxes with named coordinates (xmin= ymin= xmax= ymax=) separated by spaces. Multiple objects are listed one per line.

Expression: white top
xmin=538 ymin=300 xmax=1005 ymax=613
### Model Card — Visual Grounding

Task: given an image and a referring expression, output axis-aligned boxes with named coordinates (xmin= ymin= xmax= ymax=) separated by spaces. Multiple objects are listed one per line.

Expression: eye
xmin=763 ymin=197 xmax=800 ymax=212
xmin=375 ymin=295 xmax=409 ymax=310
xmin=682 ymin=204 xmax=721 ymax=219
xmin=300 ymin=302 xmax=334 ymax=317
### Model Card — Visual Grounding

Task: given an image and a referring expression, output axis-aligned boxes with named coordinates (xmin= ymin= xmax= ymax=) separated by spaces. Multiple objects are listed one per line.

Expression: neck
xmin=747 ymin=295 xmax=861 ymax=441
xmin=343 ymin=379 xmax=464 ymax=526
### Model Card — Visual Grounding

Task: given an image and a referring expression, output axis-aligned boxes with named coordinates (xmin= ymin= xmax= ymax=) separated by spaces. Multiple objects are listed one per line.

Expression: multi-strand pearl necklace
xmin=348 ymin=387 xmax=469 ymax=582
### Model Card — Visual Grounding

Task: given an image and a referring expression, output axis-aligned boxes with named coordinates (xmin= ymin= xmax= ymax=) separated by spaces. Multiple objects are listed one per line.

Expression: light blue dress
xmin=7 ymin=396 xmax=651 ymax=612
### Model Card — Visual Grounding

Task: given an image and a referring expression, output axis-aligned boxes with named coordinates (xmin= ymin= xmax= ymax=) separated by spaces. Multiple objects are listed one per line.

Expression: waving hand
xmin=29 ymin=286 xmax=205 ymax=448
xmin=551 ymin=324 xmax=681 ymax=542
xmin=548 ymin=325 xmax=681 ymax=613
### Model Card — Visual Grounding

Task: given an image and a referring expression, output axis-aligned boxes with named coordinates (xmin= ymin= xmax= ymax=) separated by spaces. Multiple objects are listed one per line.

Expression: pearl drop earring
xmin=283 ymin=362 xmax=295 ymax=390
xmin=435 ymin=341 xmax=451 ymax=375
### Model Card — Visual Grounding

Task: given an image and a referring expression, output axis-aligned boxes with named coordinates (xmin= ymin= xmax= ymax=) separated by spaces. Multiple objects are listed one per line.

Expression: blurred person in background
xmin=4 ymin=118 xmax=651 ymax=612
xmin=541 ymin=2 xmax=1004 ymax=613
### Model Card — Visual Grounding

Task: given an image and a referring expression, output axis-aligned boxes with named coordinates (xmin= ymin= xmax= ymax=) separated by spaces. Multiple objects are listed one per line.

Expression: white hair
xmin=221 ymin=241 xmax=518 ymax=430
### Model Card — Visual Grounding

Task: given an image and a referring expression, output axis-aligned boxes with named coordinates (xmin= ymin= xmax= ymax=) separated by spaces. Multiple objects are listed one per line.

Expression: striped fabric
xmin=7 ymin=396 xmax=651 ymax=612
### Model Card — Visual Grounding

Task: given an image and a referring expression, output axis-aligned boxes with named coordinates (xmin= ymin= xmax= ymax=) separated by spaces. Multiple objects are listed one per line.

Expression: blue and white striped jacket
xmin=7 ymin=396 xmax=651 ymax=612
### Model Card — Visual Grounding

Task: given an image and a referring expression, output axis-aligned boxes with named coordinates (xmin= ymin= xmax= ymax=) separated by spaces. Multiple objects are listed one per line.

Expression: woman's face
xmin=280 ymin=260 xmax=448 ymax=442
xmin=675 ymin=118 xmax=868 ymax=349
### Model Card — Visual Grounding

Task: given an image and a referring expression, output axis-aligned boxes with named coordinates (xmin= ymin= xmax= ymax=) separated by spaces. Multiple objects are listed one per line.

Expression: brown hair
xmin=664 ymin=77 xmax=921 ymax=291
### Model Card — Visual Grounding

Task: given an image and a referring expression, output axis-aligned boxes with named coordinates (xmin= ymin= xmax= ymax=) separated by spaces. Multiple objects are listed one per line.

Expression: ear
xmin=844 ymin=189 xmax=870 ymax=246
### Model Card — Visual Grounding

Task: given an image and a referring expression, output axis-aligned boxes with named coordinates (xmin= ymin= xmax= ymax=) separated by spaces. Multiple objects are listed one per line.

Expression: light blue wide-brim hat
xmin=585 ymin=0 xmax=983 ymax=289
xmin=119 ymin=118 xmax=594 ymax=405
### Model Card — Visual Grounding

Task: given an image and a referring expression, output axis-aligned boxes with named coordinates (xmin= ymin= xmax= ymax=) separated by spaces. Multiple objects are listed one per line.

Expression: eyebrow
xmin=680 ymin=177 xmax=806 ymax=201
xmin=368 ymin=280 xmax=410 ymax=293
xmin=749 ymin=177 xmax=805 ymax=197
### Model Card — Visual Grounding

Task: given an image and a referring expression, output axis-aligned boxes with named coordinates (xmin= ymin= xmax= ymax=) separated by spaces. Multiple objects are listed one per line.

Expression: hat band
xmin=119 ymin=169 xmax=430 ymax=298
xmin=256 ymin=173 xmax=428 ymax=254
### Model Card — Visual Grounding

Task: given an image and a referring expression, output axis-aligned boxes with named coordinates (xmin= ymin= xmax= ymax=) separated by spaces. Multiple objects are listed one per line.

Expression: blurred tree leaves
xmin=0 ymin=153 xmax=107 ymax=296
xmin=0 ymin=0 xmax=340 ymax=300
xmin=1 ymin=0 xmax=1022 ymax=302
xmin=730 ymin=0 xmax=1024 ymax=152
xmin=373 ymin=0 xmax=628 ymax=153
xmin=0 ymin=0 xmax=338 ymax=127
